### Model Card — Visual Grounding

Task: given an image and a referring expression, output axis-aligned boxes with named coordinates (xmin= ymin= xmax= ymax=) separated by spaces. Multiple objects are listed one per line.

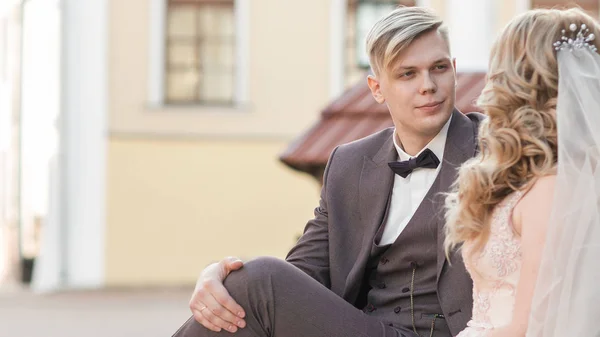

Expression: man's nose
xmin=419 ymin=72 xmax=437 ymax=94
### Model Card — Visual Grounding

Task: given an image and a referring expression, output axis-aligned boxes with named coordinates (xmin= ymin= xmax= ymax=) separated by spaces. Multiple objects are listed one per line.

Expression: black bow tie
xmin=388 ymin=148 xmax=440 ymax=178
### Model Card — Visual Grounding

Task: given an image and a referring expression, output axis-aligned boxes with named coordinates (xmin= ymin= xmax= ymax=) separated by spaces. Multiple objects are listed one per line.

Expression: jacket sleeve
xmin=285 ymin=146 xmax=339 ymax=288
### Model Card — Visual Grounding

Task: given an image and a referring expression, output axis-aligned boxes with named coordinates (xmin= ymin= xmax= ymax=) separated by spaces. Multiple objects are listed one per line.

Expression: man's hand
xmin=189 ymin=257 xmax=246 ymax=333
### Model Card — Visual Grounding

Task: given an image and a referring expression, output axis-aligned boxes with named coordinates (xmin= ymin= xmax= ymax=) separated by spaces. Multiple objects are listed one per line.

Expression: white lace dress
xmin=457 ymin=191 xmax=524 ymax=337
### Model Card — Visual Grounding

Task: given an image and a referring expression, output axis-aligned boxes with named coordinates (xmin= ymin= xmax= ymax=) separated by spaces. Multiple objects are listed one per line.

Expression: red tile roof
xmin=280 ymin=72 xmax=486 ymax=175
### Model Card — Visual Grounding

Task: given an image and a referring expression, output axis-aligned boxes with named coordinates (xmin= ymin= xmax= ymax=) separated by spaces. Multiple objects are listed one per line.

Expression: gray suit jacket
xmin=286 ymin=109 xmax=485 ymax=335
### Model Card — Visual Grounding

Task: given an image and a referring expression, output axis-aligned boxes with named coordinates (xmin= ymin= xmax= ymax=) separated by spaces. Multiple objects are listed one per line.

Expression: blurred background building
xmin=0 ymin=0 xmax=597 ymax=293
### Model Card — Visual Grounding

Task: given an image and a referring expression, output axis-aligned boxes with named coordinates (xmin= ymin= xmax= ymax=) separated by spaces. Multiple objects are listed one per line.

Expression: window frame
xmin=148 ymin=0 xmax=249 ymax=109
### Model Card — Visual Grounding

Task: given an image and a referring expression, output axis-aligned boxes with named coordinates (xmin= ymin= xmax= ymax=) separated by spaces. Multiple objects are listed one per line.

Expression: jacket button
xmin=410 ymin=261 xmax=417 ymax=268
xmin=366 ymin=304 xmax=376 ymax=312
xmin=394 ymin=306 xmax=401 ymax=314
xmin=377 ymin=282 xmax=386 ymax=289
xmin=380 ymin=257 xmax=389 ymax=265
xmin=402 ymin=287 xmax=410 ymax=293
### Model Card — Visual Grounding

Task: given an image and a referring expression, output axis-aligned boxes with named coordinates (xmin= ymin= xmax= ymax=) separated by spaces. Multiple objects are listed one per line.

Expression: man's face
xmin=368 ymin=30 xmax=456 ymax=139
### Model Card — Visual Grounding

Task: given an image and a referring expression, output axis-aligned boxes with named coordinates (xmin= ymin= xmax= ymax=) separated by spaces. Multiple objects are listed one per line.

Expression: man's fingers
xmin=200 ymin=298 xmax=240 ymax=333
xmin=192 ymin=310 xmax=222 ymax=332
xmin=189 ymin=257 xmax=246 ymax=333
xmin=212 ymin=285 xmax=246 ymax=323
xmin=224 ymin=257 xmax=244 ymax=272
xmin=203 ymin=276 xmax=245 ymax=323
xmin=189 ymin=285 xmax=211 ymax=312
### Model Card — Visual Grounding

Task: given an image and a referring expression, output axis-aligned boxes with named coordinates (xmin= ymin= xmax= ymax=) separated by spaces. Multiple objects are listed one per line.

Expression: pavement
xmin=0 ymin=285 xmax=194 ymax=337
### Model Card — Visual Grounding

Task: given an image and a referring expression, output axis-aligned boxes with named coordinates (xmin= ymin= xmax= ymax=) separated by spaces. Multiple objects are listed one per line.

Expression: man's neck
xmin=395 ymin=132 xmax=436 ymax=157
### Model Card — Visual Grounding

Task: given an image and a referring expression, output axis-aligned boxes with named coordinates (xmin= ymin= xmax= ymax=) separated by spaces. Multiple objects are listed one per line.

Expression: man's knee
xmin=224 ymin=257 xmax=292 ymax=295
xmin=227 ymin=256 xmax=290 ymax=282
xmin=245 ymin=256 xmax=293 ymax=278
xmin=219 ymin=256 xmax=292 ymax=322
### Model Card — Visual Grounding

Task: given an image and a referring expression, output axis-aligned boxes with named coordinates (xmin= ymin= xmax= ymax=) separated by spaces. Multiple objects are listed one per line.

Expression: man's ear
xmin=452 ymin=58 xmax=458 ymax=87
xmin=367 ymin=75 xmax=385 ymax=104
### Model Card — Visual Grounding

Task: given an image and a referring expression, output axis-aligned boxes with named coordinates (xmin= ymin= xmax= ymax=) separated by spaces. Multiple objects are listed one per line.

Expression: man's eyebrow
xmin=393 ymin=57 xmax=451 ymax=71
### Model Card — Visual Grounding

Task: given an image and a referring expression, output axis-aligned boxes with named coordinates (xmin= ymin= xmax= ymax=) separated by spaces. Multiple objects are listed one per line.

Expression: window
xmin=531 ymin=0 xmax=599 ymax=17
xmin=165 ymin=0 xmax=235 ymax=104
xmin=345 ymin=0 xmax=415 ymax=88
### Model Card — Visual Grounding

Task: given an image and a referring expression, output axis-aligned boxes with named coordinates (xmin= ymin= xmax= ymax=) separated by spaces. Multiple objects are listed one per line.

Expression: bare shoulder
xmin=513 ymin=175 xmax=557 ymax=235
xmin=524 ymin=175 xmax=557 ymax=200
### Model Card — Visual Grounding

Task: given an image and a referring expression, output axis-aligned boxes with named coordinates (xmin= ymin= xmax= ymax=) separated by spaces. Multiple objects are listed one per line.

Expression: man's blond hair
xmin=366 ymin=6 xmax=449 ymax=75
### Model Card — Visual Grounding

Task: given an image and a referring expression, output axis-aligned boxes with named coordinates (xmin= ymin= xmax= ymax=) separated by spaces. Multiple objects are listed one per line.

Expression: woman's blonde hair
xmin=444 ymin=7 xmax=600 ymax=260
xmin=366 ymin=6 xmax=449 ymax=75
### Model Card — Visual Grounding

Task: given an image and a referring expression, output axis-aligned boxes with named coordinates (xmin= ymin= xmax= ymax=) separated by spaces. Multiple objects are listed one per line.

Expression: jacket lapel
xmin=436 ymin=110 xmax=479 ymax=282
xmin=343 ymin=129 xmax=396 ymax=302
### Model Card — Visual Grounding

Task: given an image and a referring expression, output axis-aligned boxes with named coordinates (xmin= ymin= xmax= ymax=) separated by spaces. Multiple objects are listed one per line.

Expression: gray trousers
xmin=172 ymin=257 xmax=417 ymax=337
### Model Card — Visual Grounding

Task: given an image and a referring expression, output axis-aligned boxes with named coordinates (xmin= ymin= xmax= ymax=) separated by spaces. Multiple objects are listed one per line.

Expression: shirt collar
xmin=393 ymin=114 xmax=452 ymax=162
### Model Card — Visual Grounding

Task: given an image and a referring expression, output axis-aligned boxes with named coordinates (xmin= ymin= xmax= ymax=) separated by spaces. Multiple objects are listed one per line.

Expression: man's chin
xmin=419 ymin=112 xmax=451 ymax=134
xmin=423 ymin=107 xmax=451 ymax=121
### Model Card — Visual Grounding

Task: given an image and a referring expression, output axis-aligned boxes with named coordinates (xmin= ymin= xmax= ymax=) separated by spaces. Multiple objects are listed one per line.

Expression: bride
xmin=445 ymin=7 xmax=600 ymax=337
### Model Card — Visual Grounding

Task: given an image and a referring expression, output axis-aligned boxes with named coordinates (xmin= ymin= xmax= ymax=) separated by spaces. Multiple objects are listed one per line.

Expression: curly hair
xmin=444 ymin=7 xmax=600 ymax=260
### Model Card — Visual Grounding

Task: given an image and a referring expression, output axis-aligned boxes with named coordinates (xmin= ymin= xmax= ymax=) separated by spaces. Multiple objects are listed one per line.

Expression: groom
xmin=174 ymin=6 xmax=484 ymax=337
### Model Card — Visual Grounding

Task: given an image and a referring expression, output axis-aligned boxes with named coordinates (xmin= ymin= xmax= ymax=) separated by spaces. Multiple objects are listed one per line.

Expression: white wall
xmin=60 ymin=0 xmax=107 ymax=288
xmin=19 ymin=0 xmax=60 ymax=261
xmin=447 ymin=0 xmax=496 ymax=71
xmin=0 ymin=5 xmax=11 ymax=282
xmin=32 ymin=0 xmax=107 ymax=291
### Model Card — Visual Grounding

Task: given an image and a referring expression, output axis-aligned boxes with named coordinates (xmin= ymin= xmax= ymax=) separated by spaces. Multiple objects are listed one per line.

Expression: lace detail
xmin=459 ymin=191 xmax=525 ymax=336
xmin=471 ymin=287 xmax=491 ymax=323
xmin=480 ymin=191 xmax=523 ymax=277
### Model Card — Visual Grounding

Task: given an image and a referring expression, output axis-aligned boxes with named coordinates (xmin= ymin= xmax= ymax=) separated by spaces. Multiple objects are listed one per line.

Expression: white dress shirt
xmin=379 ymin=115 xmax=452 ymax=246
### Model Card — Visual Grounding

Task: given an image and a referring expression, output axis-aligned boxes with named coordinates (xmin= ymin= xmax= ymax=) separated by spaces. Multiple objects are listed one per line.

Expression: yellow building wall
xmin=105 ymin=139 xmax=320 ymax=286
xmin=105 ymin=0 xmax=331 ymax=286
xmin=108 ymin=0 xmax=331 ymax=136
